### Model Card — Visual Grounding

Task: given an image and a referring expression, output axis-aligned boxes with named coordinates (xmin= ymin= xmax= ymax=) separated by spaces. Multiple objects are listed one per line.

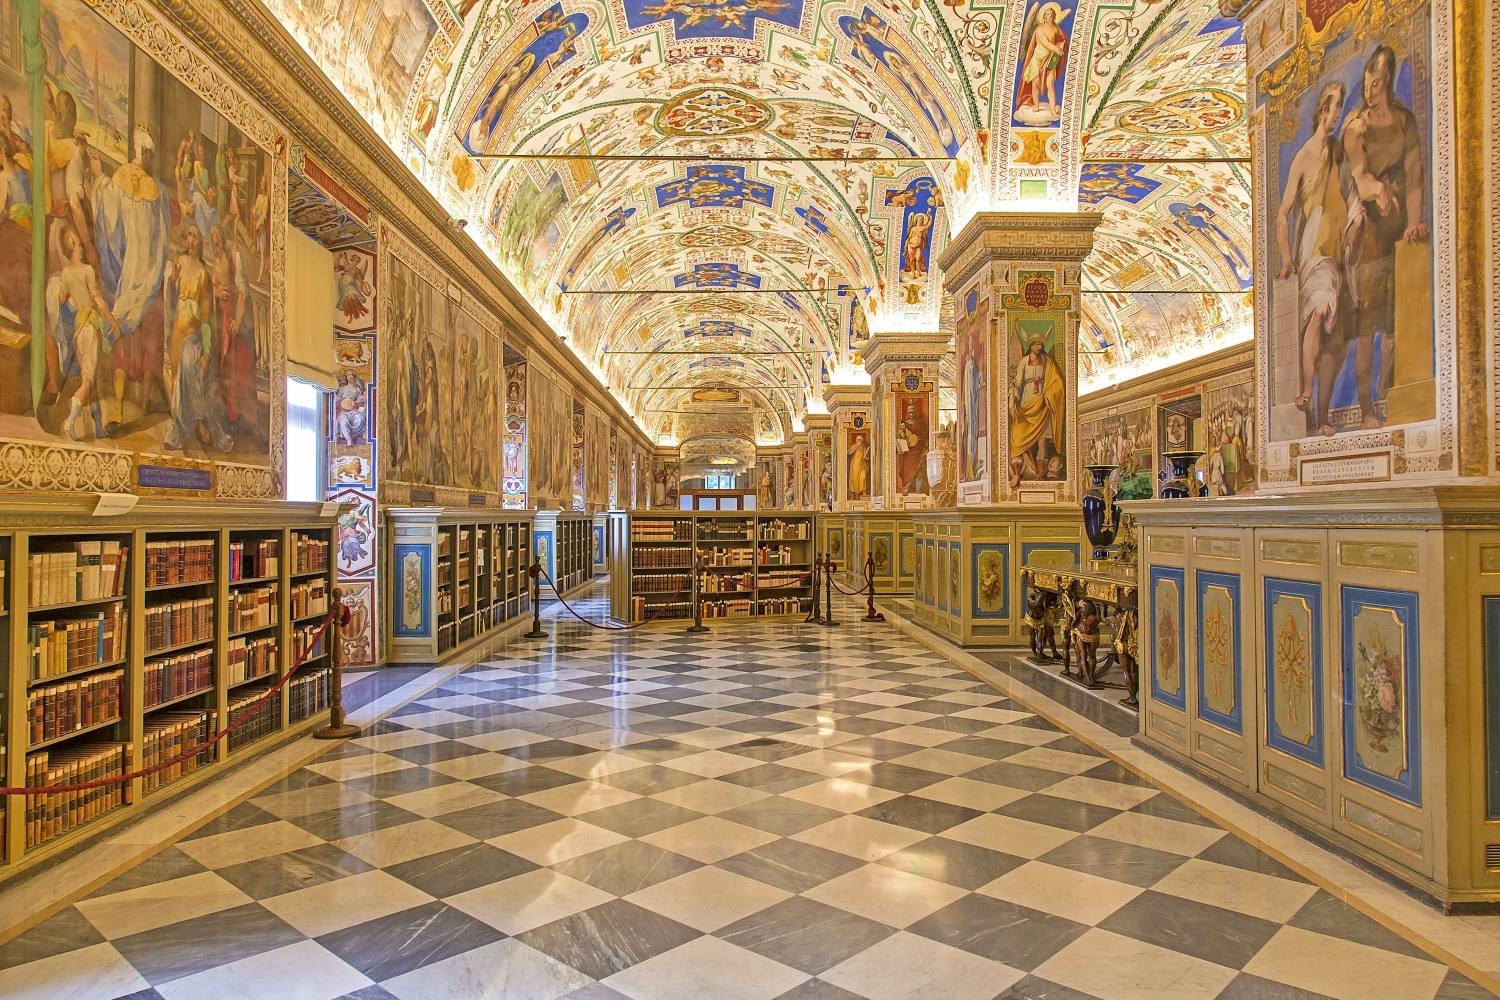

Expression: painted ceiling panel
xmin=265 ymin=0 xmax=1252 ymax=432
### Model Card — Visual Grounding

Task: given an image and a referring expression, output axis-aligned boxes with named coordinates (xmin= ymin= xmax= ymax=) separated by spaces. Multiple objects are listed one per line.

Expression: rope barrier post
xmin=821 ymin=557 xmax=841 ymax=628
xmin=685 ymin=555 xmax=710 ymax=634
xmin=805 ymin=555 xmax=823 ymax=624
xmin=862 ymin=552 xmax=883 ymax=623
xmin=314 ymin=589 xmax=360 ymax=740
xmin=524 ymin=561 xmax=548 ymax=639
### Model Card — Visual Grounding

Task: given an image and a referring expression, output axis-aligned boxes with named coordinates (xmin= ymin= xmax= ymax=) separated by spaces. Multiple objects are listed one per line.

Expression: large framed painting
xmin=392 ymin=543 xmax=431 ymax=637
xmin=936 ymin=542 xmax=949 ymax=613
xmin=1150 ymin=565 xmax=1186 ymax=710
xmin=0 ymin=0 xmax=286 ymax=496
xmin=1264 ymin=577 xmax=1324 ymax=767
xmin=1195 ymin=571 xmax=1242 ymax=734
xmin=1341 ymin=585 xmax=1421 ymax=806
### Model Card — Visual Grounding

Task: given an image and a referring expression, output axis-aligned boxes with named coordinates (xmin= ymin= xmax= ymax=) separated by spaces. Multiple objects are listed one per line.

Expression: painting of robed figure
xmin=0 ymin=0 xmax=276 ymax=473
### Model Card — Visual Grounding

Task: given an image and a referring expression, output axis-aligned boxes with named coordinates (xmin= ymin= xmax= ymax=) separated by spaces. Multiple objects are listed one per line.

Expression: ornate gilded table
xmin=1020 ymin=560 xmax=1139 ymax=709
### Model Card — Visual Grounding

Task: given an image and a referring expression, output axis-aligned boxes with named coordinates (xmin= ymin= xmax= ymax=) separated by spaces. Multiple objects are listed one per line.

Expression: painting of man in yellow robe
xmin=1008 ymin=325 xmax=1065 ymax=488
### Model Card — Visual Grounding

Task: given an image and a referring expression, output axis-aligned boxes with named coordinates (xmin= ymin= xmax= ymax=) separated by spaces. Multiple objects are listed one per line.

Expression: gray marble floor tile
xmin=597 ymin=763 xmax=705 ymax=796
xmin=344 ymin=766 xmax=461 ymax=799
xmin=1127 ymin=791 xmax=1220 ymax=828
xmin=875 ymin=836 xmax=1027 ymax=890
xmin=1285 ymin=890 xmax=1435 ymax=961
xmin=316 ymin=901 xmax=504 ymax=981
xmin=993 ymin=973 xmax=1103 ymax=999
xmin=576 ymin=797 xmax=708 ymax=838
xmin=385 ymin=842 xmax=537 ymax=898
xmin=1215 ymin=972 xmax=1336 ymax=999
xmin=771 ymin=979 xmax=870 ymax=1000
xmin=84 ymin=847 xmax=209 ymax=899
xmin=862 ymin=762 xmax=946 ymax=794
xmin=907 ymin=894 xmax=1088 ymax=972
xmin=1197 ymin=836 xmax=1310 ymax=881
xmin=1099 ymin=890 xmax=1281 ymax=968
xmin=1432 ymin=969 xmax=1500 ymax=1000
xmin=215 ymin=843 xmax=376 ymax=899
xmin=516 ymin=899 xmax=701 ymax=980
xmin=437 ymin=798 xmax=565 ymax=840
xmin=338 ymin=985 xmax=403 ymax=1000
xmin=717 ymin=797 xmax=847 ymax=837
xmin=715 ymin=839 xmax=865 ymax=893
xmin=719 ymin=763 xmax=828 ymax=795
xmin=717 ymin=896 xmax=895 ymax=974
xmin=558 ymin=985 xmax=634 ymax=1000
xmin=0 ymin=906 xmax=105 ymax=971
xmin=291 ymin=799 xmax=424 ymax=842
xmin=963 ymin=760 xmax=1068 ymax=792
xmin=111 ymin=902 xmax=304 ymax=985
xmin=995 ymin=794 xmax=1120 ymax=834
xmin=1037 ymin=835 xmax=1189 ymax=888
xmin=932 ymin=736 xmax=1034 ymax=759
xmin=551 ymin=840 xmax=703 ymax=895
xmin=180 ymin=801 xmax=282 ymax=841
xmin=855 ymin=794 xmax=982 ymax=834
xmin=471 ymin=764 xmax=582 ymax=796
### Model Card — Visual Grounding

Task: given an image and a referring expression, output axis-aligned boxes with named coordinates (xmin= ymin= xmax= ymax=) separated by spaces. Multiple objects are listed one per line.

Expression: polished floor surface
xmin=0 ymin=592 xmax=1491 ymax=1000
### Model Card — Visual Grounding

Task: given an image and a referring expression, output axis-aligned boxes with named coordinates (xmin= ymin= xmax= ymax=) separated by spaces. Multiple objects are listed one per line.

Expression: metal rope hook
xmin=524 ymin=561 xmax=548 ymax=639
xmin=862 ymin=553 xmax=885 ymax=623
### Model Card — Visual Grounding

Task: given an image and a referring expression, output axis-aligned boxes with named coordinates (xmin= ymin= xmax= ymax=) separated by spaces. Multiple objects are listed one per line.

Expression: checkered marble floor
xmin=0 ymin=590 xmax=1491 ymax=1000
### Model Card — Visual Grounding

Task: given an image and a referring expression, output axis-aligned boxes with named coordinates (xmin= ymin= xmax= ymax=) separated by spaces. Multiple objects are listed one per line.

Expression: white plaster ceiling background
xmin=258 ymin=0 xmax=1250 ymax=436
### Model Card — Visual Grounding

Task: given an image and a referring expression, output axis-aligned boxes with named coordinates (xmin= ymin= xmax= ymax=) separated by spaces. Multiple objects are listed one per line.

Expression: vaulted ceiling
xmin=262 ymin=0 xmax=1251 ymax=440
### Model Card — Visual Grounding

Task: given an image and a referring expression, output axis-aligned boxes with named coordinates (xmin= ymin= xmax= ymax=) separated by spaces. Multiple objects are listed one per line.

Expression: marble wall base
xmin=1128 ymin=490 xmax=1500 ymax=909
xmin=907 ymin=506 xmax=1085 ymax=648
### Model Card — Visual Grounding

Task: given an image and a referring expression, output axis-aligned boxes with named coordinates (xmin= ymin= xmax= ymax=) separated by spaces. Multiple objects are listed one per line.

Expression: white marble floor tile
xmin=780 ymin=777 xmax=901 ymax=813
xmin=262 ymin=869 xmax=435 ymax=937
xmin=177 ymin=820 xmax=325 ymax=869
xmin=1004 ymin=746 xmax=1101 ymax=775
xmin=385 ymin=781 xmax=507 ymax=816
xmin=804 ymin=863 xmax=966 ymax=927
xmin=1042 ymin=775 xmax=1159 ymax=811
xmin=911 ymin=777 xmax=1029 ymax=812
xmin=638 ymin=815 xmax=779 ymax=864
xmin=75 ymin=871 xmax=252 ymax=939
xmin=1242 ymin=926 xmax=1450 ymax=1000
xmin=820 ymin=930 xmax=1025 ymax=1000
xmin=979 ymin=861 xmax=1142 ymax=925
xmin=604 ymin=935 xmax=809 ymax=1000
xmin=488 ymin=818 xmax=632 ymax=865
xmin=791 ymin=815 xmax=929 ymax=862
xmin=1150 ymin=859 xmax=1318 ymax=923
xmin=1086 ymin=810 xmax=1226 ymax=857
xmin=445 ymin=868 xmax=614 ymax=935
xmin=381 ymin=938 xmax=593 ymax=1000
xmin=1032 ymin=928 xmax=1238 ymax=1000
xmin=520 ymin=780 xmax=641 ymax=816
xmin=304 ymin=752 xmax=416 ymax=782
xmin=940 ymin=813 xmax=1078 ymax=859
xmin=649 ymin=780 xmax=770 ymax=815
xmin=427 ymin=753 xmax=530 ymax=780
xmin=626 ymin=866 xmax=792 ymax=931
xmin=332 ymin=819 xmax=478 ymax=868
xmin=0 ymin=942 xmax=147 ymax=1000
xmin=155 ymin=940 xmax=370 ymax=1000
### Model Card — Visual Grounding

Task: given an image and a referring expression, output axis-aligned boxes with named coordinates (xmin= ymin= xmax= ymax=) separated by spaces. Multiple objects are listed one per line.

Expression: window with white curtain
xmin=286 ymin=377 xmax=326 ymax=502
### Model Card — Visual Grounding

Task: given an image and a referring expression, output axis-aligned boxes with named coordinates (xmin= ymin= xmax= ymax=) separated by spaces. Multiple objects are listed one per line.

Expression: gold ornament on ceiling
xmin=1116 ymin=90 xmax=1245 ymax=135
xmin=679 ymin=225 xmax=756 ymax=248
xmin=655 ymin=88 xmax=774 ymax=138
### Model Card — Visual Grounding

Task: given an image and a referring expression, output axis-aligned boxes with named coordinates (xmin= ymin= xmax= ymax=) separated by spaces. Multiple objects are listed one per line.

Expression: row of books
xmin=0 ymin=556 xmax=8 ymax=612
xmin=25 ymin=741 xmax=129 ymax=849
xmin=28 ymin=542 xmax=129 ymax=606
xmin=759 ymin=597 xmax=813 ymax=615
xmin=289 ymin=579 xmax=328 ymax=620
xmin=229 ymin=538 xmax=279 ymax=581
xmin=144 ymin=538 xmax=215 ymax=588
xmin=631 ymin=547 xmax=693 ymax=569
xmin=701 ymin=599 xmax=754 ymax=618
xmin=227 ymin=688 xmax=280 ymax=754
xmin=28 ymin=603 xmax=128 ymax=681
xmin=698 ymin=524 xmax=754 ymax=541
xmin=757 ymin=570 xmax=811 ymax=589
xmin=703 ymin=548 xmax=756 ymax=567
xmin=632 ymin=521 xmax=694 ymax=542
xmin=632 ymin=570 xmax=691 ymax=594
xmin=145 ymin=597 xmax=213 ymax=654
xmin=291 ymin=533 xmax=330 ymax=575
xmin=141 ymin=710 xmax=214 ymax=793
xmin=228 ymin=584 xmax=278 ymax=634
xmin=760 ymin=519 xmax=811 ymax=540
xmin=226 ymin=634 xmax=277 ymax=686
xmin=144 ymin=648 xmax=213 ymax=709
xmin=27 ymin=669 xmax=123 ymax=745
xmin=702 ymin=572 xmax=752 ymax=593
xmin=628 ymin=597 xmax=691 ymax=623
xmin=288 ymin=667 xmax=331 ymax=723
xmin=758 ymin=545 xmax=801 ymax=566
xmin=291 ymin=622 xmax=327 ymax=662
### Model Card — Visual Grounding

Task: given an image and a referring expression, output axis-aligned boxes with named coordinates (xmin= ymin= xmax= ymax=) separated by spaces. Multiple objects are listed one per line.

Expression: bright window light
xmin=286 ymin=377 xmax=324 ymax=502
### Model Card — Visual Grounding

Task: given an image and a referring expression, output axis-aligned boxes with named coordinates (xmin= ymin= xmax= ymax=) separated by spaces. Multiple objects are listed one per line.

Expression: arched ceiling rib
xmin=262 ymin=0 xmax=1253 ymax=433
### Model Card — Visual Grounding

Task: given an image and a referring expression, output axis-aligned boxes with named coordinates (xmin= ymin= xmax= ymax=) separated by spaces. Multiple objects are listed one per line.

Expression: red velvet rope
xmin=0 ymin=610 xmax=340 ymax=796
xmin=541 ymin=565 xmax=691 ymax=630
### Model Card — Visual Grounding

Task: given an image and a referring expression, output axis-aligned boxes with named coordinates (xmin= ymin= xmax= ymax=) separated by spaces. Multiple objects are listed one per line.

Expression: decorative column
xmin=860 ymin=331 xmax=947 ymax=594
xmin=824 ymin=385 xmax=873 ymax=590
xmin=791 ymin=430 xmax=812 ymax=510
xmin=905 ymin=212 xmax=1099 ymax=646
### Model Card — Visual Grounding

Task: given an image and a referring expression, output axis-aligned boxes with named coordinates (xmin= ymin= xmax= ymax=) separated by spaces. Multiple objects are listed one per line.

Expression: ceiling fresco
xmin=265 ymin=0 xmax=1251 ymax=432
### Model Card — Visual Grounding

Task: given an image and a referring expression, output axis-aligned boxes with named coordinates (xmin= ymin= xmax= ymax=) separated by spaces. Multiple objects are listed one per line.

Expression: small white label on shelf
xmin=319 ymin=500 xmax=341 ymax=517
xmin=92 ymin=493 xmax=139 ymax=517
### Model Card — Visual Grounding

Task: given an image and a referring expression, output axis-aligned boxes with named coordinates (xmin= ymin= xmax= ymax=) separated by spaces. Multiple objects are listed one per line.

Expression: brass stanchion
xmin=686 ymin=555 xmax=710 ymax=633
xmin=862 ymin=552 xmax=884 ymax=622
xmin=314 ymin=588 xmax=360 ymax=739
xmin=821 ymin=557 xmax=841 ymax=627
xmin=524 ymin=561 xmax=548 ymax=639
xmin=805 ymin=556 xmax=824 ymax=624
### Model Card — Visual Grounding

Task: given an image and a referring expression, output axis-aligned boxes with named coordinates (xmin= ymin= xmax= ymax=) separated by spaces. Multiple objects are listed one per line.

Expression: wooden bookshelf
xmin=610 ymin=512 xmax=817 ymax=625
xmin=0 ymin=498 xmax=337 ymax=871
xmin=535 ymin=511 xmax=594 ymax=599
xmin=385 ymin=508 xmax=535 ymax=664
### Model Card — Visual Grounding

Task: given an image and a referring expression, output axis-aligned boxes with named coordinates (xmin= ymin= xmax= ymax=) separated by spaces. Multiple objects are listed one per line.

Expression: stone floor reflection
xmin=0 ymin=589 xmax=1489 ymax=1000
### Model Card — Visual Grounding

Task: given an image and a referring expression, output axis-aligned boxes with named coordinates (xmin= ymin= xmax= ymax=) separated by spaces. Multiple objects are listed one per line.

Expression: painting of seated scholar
xmin=0 ymin=0 xmax=279 ymax=483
